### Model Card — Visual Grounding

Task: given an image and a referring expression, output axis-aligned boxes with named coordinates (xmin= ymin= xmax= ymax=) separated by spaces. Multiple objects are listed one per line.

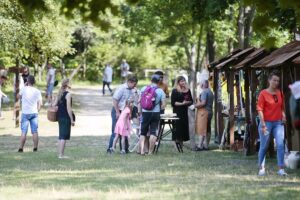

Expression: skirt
xmin=196 ymin=108 xmax=208 ymax=136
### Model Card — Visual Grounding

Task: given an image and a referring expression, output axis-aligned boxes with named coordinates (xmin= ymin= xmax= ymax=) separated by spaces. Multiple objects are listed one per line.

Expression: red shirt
xmin=256 ymin=89 xmax=284 ymax=121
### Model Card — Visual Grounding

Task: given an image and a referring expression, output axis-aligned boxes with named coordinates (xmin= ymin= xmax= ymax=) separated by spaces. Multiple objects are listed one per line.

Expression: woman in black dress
xmin=171 ymin=76 xmax=193 ymax=149
xmin=52 ymin=79 xmax=75 ymax=159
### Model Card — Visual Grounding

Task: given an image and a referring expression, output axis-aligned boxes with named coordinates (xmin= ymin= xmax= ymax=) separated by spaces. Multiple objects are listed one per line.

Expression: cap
xmin=151 ymin=74 xmax=161 ymax=82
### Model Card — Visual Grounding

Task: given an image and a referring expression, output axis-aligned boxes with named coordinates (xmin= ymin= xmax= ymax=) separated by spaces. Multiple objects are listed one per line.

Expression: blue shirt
xmin=113 ymin=83 xmax=135 ymax=111
xmin=141 ymin=84 xmax=166 ymax=112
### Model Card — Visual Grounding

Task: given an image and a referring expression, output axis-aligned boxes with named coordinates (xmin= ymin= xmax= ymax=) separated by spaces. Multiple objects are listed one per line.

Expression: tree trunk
xmin=228 ymin=6 xmax=235 ymax=52
xmin=244 ymin=6 xmax=255 ymax=48
xmin=196 ymin=25 xmax=204 ymax=73
xmin=69 ymin=64 xmax=82 ymax=81
xmin=33 ymin=63 xmax=38 ymax=76
xmin=206 ymin=28 xmax=215 ymax=64
xmin=238 ymin=2 xmax=245 ymax=49
xmin=15 ymin=57 xmax=20 ymax=128
xmin=60 ymin=58 xmax=66 ymax=79
xmin=38 ymin=58 xmax=48 ymax=83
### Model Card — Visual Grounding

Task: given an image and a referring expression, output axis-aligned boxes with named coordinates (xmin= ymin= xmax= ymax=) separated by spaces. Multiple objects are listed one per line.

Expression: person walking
xmin=45 ymin=64 xmax=56 ymax=106
xmin=52 ymin=79 xmax=75 ymax=159
xmin=18 ymin=75 xmax=42 ymax=152
xmin=120 ymin=59 xmax=130 ymax=83
xmin=256 ymin=71 xmax=287 ymax=176
xmin=106 ymin=74 xmax=138 ymax=153
xmin=171 ymin=76 xmax=193 ymax=150
xmin=102 ymin=63 xmax=113 ymax=95
xmin=194 ymin=80 xmax=214 ymax=150
xmin=139 ymin=74 xmax=166 ymax=155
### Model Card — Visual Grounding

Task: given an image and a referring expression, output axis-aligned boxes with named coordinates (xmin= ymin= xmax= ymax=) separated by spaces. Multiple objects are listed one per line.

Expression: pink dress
xmin=114 ymin=107 xmax=132 ymax=137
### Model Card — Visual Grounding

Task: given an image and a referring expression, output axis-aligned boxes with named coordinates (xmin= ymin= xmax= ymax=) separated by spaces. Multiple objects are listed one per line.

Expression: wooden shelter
xmin=209 ymin=41 xmax=300 ymax=154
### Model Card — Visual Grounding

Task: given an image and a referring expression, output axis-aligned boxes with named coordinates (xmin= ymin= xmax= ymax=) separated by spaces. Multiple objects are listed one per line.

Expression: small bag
xmin=47 ymin=107 xmax=57 ymax=122
xmin=72 ymin=111 xmax=76 ymax=122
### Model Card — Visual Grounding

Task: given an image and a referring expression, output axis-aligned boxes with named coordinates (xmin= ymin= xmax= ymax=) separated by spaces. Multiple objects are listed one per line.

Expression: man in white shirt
xmin=18 ymin=75 xmax=42 ymax=152
xmin=45 ymin=64 xmax=56 ymax=106
xmin=102 ymin=63 xmax=113 ymax=95
xmin=120 ymin=59 xmax=130 ymax=83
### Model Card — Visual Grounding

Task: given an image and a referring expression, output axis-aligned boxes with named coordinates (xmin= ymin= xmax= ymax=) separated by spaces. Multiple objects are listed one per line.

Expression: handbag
xmin=72 ymin=111 xmax=76 ymax=122
xmin=47 ymin=106 xmax=57 ymax=122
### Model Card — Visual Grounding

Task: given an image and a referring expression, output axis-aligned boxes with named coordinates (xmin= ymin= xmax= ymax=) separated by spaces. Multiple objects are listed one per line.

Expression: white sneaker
xmin=44 ymin=102 xmax=50 ymax=106
xmin=258 ymin=168 xmax=266 ymax=176
xmin=277 ymin=169 xmax=288 ymax=176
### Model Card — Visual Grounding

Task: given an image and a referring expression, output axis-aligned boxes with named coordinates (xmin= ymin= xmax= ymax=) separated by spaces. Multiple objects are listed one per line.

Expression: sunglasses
xmin=273 ymin=95 xmax=278 ymax=103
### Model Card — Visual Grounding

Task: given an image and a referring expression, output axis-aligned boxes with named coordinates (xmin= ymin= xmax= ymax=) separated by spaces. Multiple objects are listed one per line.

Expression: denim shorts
xmin=21 ymin=113 xmax=38 ymax=134
xmin=47 ymin=83 xmax=54 ymax=95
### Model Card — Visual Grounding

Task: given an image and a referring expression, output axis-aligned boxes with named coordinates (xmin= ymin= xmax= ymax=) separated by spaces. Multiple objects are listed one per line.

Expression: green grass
xmin=0 ymin=134 xmax=300 ymax=200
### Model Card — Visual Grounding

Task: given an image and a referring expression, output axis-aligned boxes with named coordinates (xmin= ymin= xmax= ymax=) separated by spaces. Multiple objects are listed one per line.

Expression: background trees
xmin=0 ymin=0 xmax=298 ymax=83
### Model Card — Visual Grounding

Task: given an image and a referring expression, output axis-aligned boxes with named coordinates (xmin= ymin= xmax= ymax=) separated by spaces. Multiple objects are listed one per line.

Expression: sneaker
xmin=277 ymin=169 xmax=288 ymax=176
xmin=196 ymin=147 xmax=203 ymax=151
xmin=18 ymin=148 xmax=23 ymax=153
xmin=258 ymin=168 xmax=266 ymax=176
xmin=58 ymin=155 xmax=69 ymax=159
xmin=33 ymin=148 xmax=38 ymax=152
xmin=121 ymin=150 xmax=126 ymax=155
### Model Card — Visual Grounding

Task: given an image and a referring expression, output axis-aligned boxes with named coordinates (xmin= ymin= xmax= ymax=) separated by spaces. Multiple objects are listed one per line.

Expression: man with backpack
xmin=139 ymin=74 xmax=166 ymax=155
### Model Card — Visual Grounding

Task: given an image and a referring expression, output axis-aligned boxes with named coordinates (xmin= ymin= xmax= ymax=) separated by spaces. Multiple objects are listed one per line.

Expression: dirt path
xmin=0 ymin=85 xmax=113 ymax=137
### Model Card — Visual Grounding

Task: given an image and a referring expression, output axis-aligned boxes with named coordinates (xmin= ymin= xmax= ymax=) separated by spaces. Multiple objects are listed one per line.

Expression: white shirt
xmin=20 ymin=86 xmax=42 ymax=114
xmin=103 ymin=65 xmax=113 ymax=82
xmin=47 ymin=68 xmax=56 ymax=84
xmin=120 ymin=62 xmax=130 ymax=77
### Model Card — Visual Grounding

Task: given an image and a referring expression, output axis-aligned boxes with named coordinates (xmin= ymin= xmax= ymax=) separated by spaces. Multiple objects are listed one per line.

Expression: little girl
xmin=111 ymin=100 xmax=133 ymax=154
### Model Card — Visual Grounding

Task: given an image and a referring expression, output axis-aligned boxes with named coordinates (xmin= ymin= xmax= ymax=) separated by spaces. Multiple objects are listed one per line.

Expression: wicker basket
xmin=47 ymin=107 xmax=57 ymax=122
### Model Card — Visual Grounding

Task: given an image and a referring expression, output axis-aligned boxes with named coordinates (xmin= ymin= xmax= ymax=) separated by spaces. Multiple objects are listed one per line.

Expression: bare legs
xmin=58 ymin=139 xmax=67 ymax=158
xmin=18 ymin=133 xmax=38 ymax=151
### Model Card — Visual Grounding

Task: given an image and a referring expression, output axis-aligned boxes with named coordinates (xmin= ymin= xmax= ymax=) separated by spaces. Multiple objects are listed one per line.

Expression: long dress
xmin=171 ymin=88 xmax=193 ymax=142
xmin=114 ymin=107 xmax=131 ymax=137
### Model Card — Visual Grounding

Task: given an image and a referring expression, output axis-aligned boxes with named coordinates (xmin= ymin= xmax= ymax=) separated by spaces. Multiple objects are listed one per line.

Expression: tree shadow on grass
xmin=0 ymin=134 xmax=300 ymax=199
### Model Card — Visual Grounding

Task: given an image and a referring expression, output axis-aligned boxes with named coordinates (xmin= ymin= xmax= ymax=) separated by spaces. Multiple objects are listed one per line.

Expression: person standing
xmin=194 ymin=80 xmax=214 ymax=150
xmin=139 ymin=74 xmax=166 ymax=155
xmin=171 ymin=76 xmax=193 ymax=149
xmin=120 ymin=59 xmax=130 ymax=83
xmin=102 ymin=63 xmax=113 ymax=95
xmin=256 ymin=71 xmax=287 ymax=176
xmin=22 ymin=66 xmax=30 ymax=85
xmin=45 ymin=64 xmax=56 ymax=106
xmin=52 ymin=79 xmax=75 ymax=159
xmin=18 ymin=75 xmax=42 ymax=152
xmin=0 ymin=71 xmax=8 ymax=119
xmin=106 ymin=74 xmax=138 ymax=153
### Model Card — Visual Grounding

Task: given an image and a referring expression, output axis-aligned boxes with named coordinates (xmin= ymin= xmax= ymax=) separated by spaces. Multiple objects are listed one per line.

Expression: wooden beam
xmin=228 ymin=70 xmax=235 ymax=149
xmin=250 ymin=69 xmax=258 ymax=154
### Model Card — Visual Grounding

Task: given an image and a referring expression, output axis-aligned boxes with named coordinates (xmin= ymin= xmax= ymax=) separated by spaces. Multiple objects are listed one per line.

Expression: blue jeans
xmin=21 ymin=113 xmax=39 ymax=134
xmin=108 ymin=108 xmax=117 ymax=149
xmin=258 ymin=121 xmax=285 ymax=168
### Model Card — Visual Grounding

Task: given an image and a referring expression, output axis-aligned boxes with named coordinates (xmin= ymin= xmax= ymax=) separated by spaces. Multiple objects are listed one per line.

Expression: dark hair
xmin=27 ymin=75 xmax=35 ymax=85
xmin=177 ymin=76 xmax=186 ymax=84
xmin=127 ymin=74 xmax=138 ymax=83
xmin=268 ymin=70 xmax=280 ymax=80
xmin=154 ymin=71 xmax=164 ymax=76
xmin=151 ymin=74 xmax=160 ymax=84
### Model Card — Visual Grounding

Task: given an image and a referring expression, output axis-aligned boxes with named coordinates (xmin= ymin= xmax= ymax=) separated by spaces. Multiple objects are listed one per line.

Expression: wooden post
xmin=244 ymin=68 xmax=251 ymax=155
xmin=250 ymin=69 xmax=258 ymax=153
xmin=228 ymin=70 xmax=235 ymax=149
xmin=15 ymin=59 xmax=20 ymax=128
xmin=213 ymin=69 xmax=219 ymax=142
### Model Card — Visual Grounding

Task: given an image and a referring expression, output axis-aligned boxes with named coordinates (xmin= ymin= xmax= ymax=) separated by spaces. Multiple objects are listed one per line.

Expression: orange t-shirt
xmin=256 ymin=89 xmax=284 ymax=121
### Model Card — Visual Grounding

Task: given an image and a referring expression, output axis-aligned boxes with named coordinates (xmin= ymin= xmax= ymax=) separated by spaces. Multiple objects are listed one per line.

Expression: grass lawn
xmin=0 ymin=82 xmax=300 ymax=200
xmin=0 ymin=134 xmax=300 ymax=200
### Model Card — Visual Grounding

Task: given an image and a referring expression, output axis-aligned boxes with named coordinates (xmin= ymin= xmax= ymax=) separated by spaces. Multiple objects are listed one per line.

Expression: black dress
xmin=171 ymin=88 xmax=193 ymax=142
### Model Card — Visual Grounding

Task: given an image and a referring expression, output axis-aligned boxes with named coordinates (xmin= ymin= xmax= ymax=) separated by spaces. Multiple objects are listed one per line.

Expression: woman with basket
xmin=52 ymin=79 xmax=75 ymax=159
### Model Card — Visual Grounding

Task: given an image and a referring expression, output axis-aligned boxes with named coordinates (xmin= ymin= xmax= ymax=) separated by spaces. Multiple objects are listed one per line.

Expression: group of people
xmin=1 ymin=62 xmax=296 ymax=176
xmin=106 ymin=71 xmax=215 ymax=155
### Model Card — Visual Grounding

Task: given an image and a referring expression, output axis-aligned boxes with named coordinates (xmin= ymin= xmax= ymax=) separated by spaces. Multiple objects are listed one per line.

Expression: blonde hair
xmin=57 ymin=79 xmax=70 ymax=102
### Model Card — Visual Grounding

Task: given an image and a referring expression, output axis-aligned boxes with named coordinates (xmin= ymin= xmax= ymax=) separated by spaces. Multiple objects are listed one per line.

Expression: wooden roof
xmin=215 ymin=47 xmax=255 ymax=70
xmin=292 ymin=55 xmax=300 ymax=65
xmin=233 ymin=48 xmax=267 ymax=70
xmin=252 ymin=41 xmax=300 ymax=68
xmin=209 ymin=49 xmax=242 ymax=69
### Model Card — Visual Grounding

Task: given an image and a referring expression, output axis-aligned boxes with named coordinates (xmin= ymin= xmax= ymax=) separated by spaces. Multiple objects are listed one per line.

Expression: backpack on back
xmin=140 ymin=86 xmax=157 ymax=110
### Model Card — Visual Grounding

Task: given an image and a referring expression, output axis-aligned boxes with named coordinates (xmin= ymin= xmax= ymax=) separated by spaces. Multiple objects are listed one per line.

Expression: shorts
xmin=21 ymin=113 xmax=38 ymax=134
xmin=140 ymin=112 xmax=160 ymax=136
xmin=58 ymin=118 xmax=71 ymax=140
xmin=47 ymin=83 xmax=54 ymax=96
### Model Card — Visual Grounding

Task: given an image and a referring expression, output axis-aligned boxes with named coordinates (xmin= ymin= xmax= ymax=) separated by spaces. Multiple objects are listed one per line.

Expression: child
xmin=111 ymin=100 xmax=133 ymax=154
